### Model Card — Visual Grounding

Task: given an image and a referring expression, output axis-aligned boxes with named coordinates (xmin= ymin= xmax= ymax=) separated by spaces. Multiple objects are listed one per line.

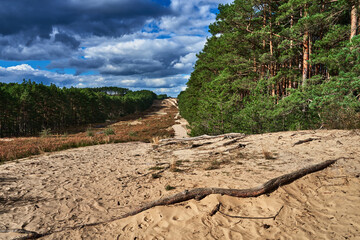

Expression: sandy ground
xmin=1 ymin=125 xmax=360 ymax=238
xmin=170 ymin=99 xmax=189 ymax=139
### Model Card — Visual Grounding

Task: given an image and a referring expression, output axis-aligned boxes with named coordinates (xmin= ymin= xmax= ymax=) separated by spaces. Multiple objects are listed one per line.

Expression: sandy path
xmin=168 ymin=98 xmax=189 ymax=138
xmin=1 ymin=129 xmax=360 ymax=239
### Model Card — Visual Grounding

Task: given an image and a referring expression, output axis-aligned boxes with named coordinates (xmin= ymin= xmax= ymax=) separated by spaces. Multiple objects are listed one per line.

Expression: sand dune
xmin=1 ymin=129 xmax=360 ymax=239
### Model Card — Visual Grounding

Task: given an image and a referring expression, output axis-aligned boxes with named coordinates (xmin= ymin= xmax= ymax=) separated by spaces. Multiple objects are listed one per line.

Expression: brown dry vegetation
xmin=0 ymin=100 xmax=177 ymax=163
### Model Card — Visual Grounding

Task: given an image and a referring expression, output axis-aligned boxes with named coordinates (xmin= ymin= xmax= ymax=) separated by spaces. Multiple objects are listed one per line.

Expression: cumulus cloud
xmin=172 ymin=53 xmax=197 ymax=70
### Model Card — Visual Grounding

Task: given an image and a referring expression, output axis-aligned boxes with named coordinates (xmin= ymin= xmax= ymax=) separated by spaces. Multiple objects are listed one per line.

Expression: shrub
xmin=40 ymin=128 xmax=52 ymax=138
xmin=86 ymin=128 xmax=94 ymax=137
xmin=165 ymin=185 xmax=176 ymax=191
xmin=104 ymin=127 xmax=115 ymax=136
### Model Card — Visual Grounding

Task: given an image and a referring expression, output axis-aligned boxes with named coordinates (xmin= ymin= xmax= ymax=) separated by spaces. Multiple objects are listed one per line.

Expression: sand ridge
xmin=1 ymin=129 xmax=360 ymax=239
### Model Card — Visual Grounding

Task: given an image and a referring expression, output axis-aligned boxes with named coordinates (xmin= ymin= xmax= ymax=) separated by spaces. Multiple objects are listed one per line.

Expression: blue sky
xmin=0 ymin=0 xmax=233 ymax=96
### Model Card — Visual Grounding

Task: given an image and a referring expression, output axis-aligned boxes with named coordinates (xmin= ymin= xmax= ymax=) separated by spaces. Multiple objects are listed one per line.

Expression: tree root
xmin=121 ymin=159 xmax=337 ymax=218
xmin=292 ymin=138 xmax=320 ymax=146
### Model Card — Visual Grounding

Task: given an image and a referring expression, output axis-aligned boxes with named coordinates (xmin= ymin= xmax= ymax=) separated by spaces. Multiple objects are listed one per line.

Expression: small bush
xmin=86 ymin=128 xmax=94 ymax=137
xmin=205 ymin=160 xmax=220 ymax=170
xmin=262 ymin=148 xmax=276 ymax=160
xmin=151 ymin=136 xmax=160 ymax=144
xmin=165 ymin=185 xmax=176 ymax=191
xmin=40 ymin=128 xmax=51 ymax=138
xmin=129 ymin=131 xmax=138 ymax=137
xmin=152 ymin=173 xmax=161 ymax=179
xmin=104 ymin=127 xmax=115 ymax=136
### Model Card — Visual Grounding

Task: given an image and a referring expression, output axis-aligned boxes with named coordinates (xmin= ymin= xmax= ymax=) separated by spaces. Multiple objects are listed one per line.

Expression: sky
xmin=0 ymin=0 xmax=233 ymax=97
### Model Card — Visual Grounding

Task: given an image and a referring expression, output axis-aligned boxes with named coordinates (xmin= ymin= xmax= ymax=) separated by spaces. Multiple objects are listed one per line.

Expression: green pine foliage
xmin=0 ymin=80 xmax=157 ymax=137
xmin=179 ymin=0 xmax=360 ymax=135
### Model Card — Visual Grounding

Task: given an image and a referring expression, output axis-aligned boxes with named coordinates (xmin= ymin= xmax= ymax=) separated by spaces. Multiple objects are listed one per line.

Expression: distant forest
xmin=0 ymin=81 xmax=159 ymax=137
xmin=179 ymin=0 xmax=360 ymax=135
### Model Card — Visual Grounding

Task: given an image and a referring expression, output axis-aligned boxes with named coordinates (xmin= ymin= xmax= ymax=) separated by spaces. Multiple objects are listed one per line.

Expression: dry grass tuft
xmin=151 ymin=136 xmax=160 ymax=145
xmin=205 ymin=160 xmax=221 ymax=170
xmin=170 ymin=159 xmax=182 ymax=172
xmin=165 ymin=185 xmax=176 ymax=191
xmin=262 ymin=147 xmax=276 ymax=160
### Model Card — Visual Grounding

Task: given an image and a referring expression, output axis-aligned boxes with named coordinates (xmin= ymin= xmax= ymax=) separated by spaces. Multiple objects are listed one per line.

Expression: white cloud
xmin=7 ymin=64 xmax=35 ymax=71
xmin=173 ymin=53 xmax=197 ymax=70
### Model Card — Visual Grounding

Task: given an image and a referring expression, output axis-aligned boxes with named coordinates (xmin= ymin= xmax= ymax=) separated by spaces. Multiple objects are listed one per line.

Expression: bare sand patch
xmin=1 ymin=129 xmax=359 ymax=239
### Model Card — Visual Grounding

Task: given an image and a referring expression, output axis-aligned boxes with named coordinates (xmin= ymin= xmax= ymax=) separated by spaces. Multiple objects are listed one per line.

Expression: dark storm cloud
xmin=0 ymin=35 xmax=78 ymax=60
xmin=48 ymin=57 xmax=106 ymax=74
xmin=54 ymin=33 xmax=81 ymax=49
xmin=0 ymin=0 xmax=171 ymax=60
xmin=0 ymin=0 xmax=170 ymax=37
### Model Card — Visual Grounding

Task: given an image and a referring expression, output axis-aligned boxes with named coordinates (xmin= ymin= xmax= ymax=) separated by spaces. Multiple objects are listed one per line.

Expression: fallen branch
xmin=209 ymin=203 xmax=222 ymax=216
xmin=13 ymin=159 xmax=338 ymax=240
xmin=121 ymin=159 xmax=337 ymax=218
xmin=224 ymin=143 xmax=247 ymax=152
xmin=159 ymin=133 xmax=245 ymax=145
xmin=219 ymin=205 xmax=284 ymax=220
xmin=292 ymin=138 xmax=320 ymax=146
xmin=0 ymin=229 xmax=41 ymax=235
xmin=1 ymin=228 xmax=43 ymax=240
xmin=140 ymin=165 xmax=170 ymax=178
xmin=191 ymin=137 xmax=245 ymax=149
xmin=190 ymin=142 xmax=213 ymax=148
xmin=222 ymin=139 xmax=238 ymax=146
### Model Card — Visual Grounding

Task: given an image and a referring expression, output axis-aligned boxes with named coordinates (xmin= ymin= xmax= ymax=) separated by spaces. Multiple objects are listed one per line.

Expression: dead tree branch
xmin=292 ymin=138 xmax=320 ymax=146
xmin=121 ymin=159 xmax=337 ymax=218
xmin=159 ymin=133 xmax=246 ymax=146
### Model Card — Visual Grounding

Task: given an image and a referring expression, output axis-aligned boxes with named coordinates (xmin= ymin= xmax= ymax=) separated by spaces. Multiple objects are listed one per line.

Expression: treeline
xmin=0 ymin=80 xmax=157 ymax=137
xmin=179 ymin=0 xmax=360 ymax=135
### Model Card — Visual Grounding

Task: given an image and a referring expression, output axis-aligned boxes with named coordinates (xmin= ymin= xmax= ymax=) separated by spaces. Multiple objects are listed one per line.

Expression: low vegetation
xmin=262 ymin=148 xmax=276 ymax=160
xmin=165 ymin=185 xmax=176 ymax=191
xmin=0 ymin=102 xmax=177 ymax=163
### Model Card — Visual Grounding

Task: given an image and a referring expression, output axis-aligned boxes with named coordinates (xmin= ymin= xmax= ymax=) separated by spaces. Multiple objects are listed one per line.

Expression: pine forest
xmin=179 ymin=0 xmax=360 ymax=135
xmin=0 ymin=81 xmax=157 ymax=137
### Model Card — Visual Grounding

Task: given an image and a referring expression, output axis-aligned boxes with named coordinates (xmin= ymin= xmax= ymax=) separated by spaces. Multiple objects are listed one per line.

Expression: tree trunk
xmin=269 ymin=1 xmax=275 ymax=97
xmin=302 ymin=7 xmax=309 ymax=86
xmin=351 ymin=4 xmax=358 ymax=40
xmin=261 ymin=2 xmax=267 ymax=78
xmin=289 ymin=10 xmax=294 ymax=90
xmin=309 ymin=33 xmax=312 ymax=78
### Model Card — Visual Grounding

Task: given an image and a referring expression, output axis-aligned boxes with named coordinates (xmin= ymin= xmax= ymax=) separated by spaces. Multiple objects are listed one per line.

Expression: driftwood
xmin=292 ymin=138 xmax=320 ymax=146
xmin=159 ymin=133 xmax=245 ymax=145
xmin=9 ymin=159 xmax=337 ymax=240
xmin=160 ymin=135 xmax=246 ymax=149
